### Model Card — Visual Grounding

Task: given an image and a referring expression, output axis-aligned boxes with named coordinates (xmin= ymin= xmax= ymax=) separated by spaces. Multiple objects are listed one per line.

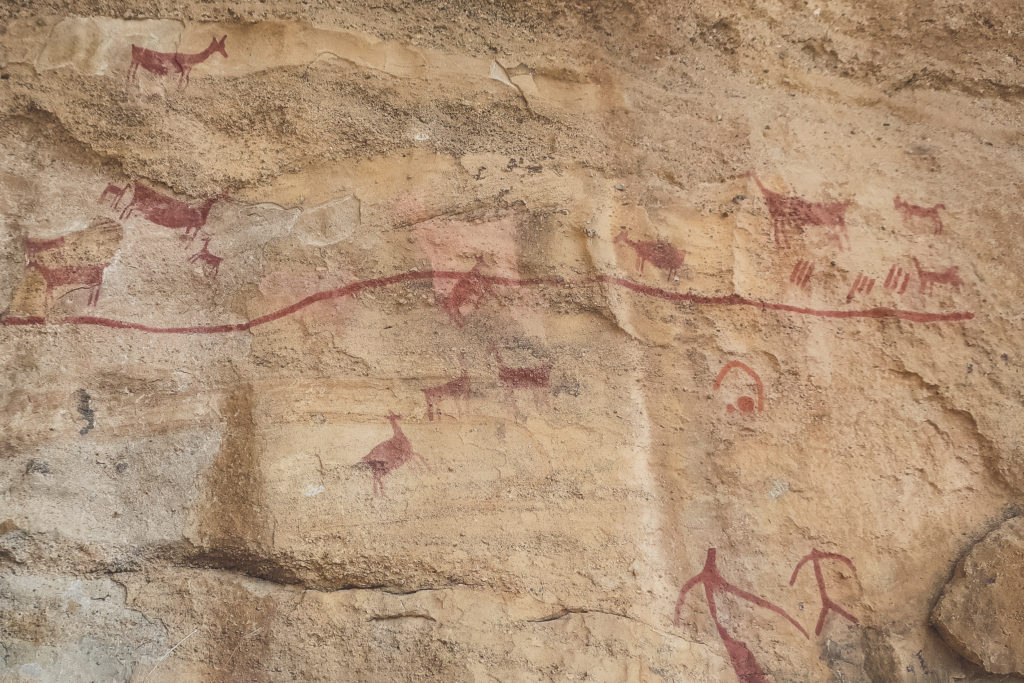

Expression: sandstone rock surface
xmin=932 ymin=516 xmax=1024 ymax=676
xmin=1 ymin=1 xmax=1023 ymax=681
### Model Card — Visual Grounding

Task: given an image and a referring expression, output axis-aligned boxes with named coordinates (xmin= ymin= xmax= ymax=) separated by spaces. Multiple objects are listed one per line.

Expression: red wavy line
xmin=0 ymin=269 xmax=975 ymax=334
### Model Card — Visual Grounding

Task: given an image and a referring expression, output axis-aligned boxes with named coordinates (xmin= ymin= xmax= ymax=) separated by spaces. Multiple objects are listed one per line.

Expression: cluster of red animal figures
xmin=128 ymin=35 xmax=227 ymax=88
xmin=421 ymin=346 xmax=552 ymax=422
xmin=675 ymin=547 xmax=858 ymax=683
xmin=800 ymin=255 xmax=963 ymax=303
xmin=99 ymin=183 xmax=225 ymax=276
xmin=746 ymin=171 xmax=949 ymax=250
xmin=366 ymin=344 xmax=554 ymax=495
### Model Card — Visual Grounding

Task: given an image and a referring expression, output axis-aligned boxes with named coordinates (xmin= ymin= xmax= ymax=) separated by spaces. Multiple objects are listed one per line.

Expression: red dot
xmin=737 ymin=396 xmax=756 ymax=413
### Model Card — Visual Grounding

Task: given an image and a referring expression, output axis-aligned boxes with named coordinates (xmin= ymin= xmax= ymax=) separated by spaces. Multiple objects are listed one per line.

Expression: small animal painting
xmin=894 ymin=197 xmax=945 ymax=235
xmin=614 ymin=228 xmax=686 ymax=280
xmin=358 ymin=413 xmax=429 ymax=496
xmin=911 ymin=257 xmax=963 ymax=295
xmin=745 ymin=171 xmax=851 ymax=250
xmin=443 ymin=257 xmax=497 ymax=326
xmin=187 ymin=235 xmax=223 ymax=277
xmin=119 ymin=185 xmax=225 ymax=241
xmin=423 ymin=370 xmax=470 ymax=421
xmin=128 ymin=35 xmax=227 ymax=87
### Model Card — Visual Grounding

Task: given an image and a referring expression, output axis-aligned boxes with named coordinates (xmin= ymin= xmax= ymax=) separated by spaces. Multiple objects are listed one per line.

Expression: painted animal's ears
xmin=218 ymin=35 xmax=227 ymax=44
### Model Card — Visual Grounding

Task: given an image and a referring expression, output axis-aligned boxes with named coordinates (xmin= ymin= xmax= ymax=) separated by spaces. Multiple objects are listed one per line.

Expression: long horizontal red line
xmin=0 ymin=269 xmax=974 ymax=334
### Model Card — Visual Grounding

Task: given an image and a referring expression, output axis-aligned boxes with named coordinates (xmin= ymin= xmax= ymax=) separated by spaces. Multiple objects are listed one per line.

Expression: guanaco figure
xmin=358 ymin=413 xmax=429 ymax=496
xmin=744 ymin=171 xmax=851 ymax=250
xmin=911 ymin=257 xmax=962 ymax=295
xmin=188 ymin=236 xmax=223 ymax=277
xmin=894 ymin=196 xmax=945 ymax=235
xmin=128 ymin=35 xmax=227 ymax=87
xmin=613 ymin=228 xmax=686 ymax=280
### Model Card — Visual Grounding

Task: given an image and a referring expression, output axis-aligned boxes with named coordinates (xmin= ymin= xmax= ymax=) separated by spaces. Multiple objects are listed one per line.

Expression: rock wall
xmin=1 ymin=1 xmax=1022 ymax=681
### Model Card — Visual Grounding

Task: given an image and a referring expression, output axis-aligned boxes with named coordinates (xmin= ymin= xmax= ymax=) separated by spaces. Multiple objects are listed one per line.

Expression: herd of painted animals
xmin=2 ymin=32 xmax=976 ymax=682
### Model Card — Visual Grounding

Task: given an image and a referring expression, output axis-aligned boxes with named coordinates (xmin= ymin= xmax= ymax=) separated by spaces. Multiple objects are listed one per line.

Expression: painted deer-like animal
xmin=911 ymin=257 xmax=962 ymax=295
xmin=187 ymin=236 xmax=223 ymax=276
xmin=120 ymin=185 xmax=225 ymax=241
xmin=442 ymin=257 xmax=497 ymax=326
xmin=423 ymin=369 xmax=470 ymax=421
xmin=128 ymin=35 xmax=227 ymax=87
xmin=492 ymin=344 xmax=552 ymax=419
xmin=28 ymin=262 xmax=107 ymax=310
xmin=613 ymin=228 xmax=686 ymax=280
xmin=745 ymin=171 xmax=851 ymax=250
xmin=358 ymin=413 xmax=429 ymax=496
xmin=894 ymin=197 xmax=945 ymax=235
xmin=99 ymin=184 xmax=128 ymax=210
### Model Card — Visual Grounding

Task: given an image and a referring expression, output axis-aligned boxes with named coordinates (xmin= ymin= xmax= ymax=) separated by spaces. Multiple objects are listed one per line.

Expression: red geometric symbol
xmin=790 ymin=549 xmax=859 ymax=635
xmin=675 ymin=548 xmax=808 ymax=683
xmin=883 ymin=265 xmax=910 ymax=295
xmin=789 ymin=260 xmax=813 ymax=289
xmin=358 ymin=412 xmax=429 ymax=496
xmin=845 ymin=273 xmax=875 ymax=302
xmin=713 ymin=361 xmax=764 ymax=414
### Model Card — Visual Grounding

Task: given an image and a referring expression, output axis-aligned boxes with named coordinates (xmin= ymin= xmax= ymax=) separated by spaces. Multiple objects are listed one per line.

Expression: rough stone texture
xmin=1 ymin=1 xmax=1023 ymax=681
xmin=932 ymin=516 xmax=1024 ymax=676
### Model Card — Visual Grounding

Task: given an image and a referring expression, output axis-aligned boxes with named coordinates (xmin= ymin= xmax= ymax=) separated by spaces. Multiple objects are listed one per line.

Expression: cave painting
xmin=0 ymin=268 xmax=975 ymax=333
xmin=13 ymin=218 xmax=123 ymax=317
xmin=492 ymin=344 xmax=552 ymax=419
xmin=358 ymin=412 xmax=429 ymax=496
xmin=846 ymin=273 xmax=875 ymax=302
xmin=443 ymin=257 xmax=498 ymax=326
xmin=414 ymin=208 xmax=520 ymax=327
xmin=128 ymin=35 xmax=227 ymax=87
xmin=789 ymin=260 xmax=813 ymax=289
xmin=118 ymin=184 xmax=226 ymax=241
xmin=423 ymin=369 xmax=470 ymax=421
xmin=99 ymin=184 xmax=128 ymax=210
xmin=894 ymin=196 xmax=945 ymax=235
xmin=790 ymin=549 xmax=859 ymax=636
xmin=745 ymin=172 xmax=851 ymax=250
xmin=674 ymin=548 xmax=808 ymax=683
xmin=187 ymin=235 xmax=223 ymax=277
xmin=911 ymin=257 xmax=963 ymax=295
xmin=713 ymin=361 xmax=764 ymax=414
xmin=884 ymin=264 xmax=911 ymax=295
xmin=614 ymin=227 xmax=686 ymax=281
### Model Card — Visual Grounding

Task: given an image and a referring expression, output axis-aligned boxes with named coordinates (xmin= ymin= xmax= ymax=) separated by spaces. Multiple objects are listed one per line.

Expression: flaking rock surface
xmin=1 ymin=1 xmax=1023 ymax=681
